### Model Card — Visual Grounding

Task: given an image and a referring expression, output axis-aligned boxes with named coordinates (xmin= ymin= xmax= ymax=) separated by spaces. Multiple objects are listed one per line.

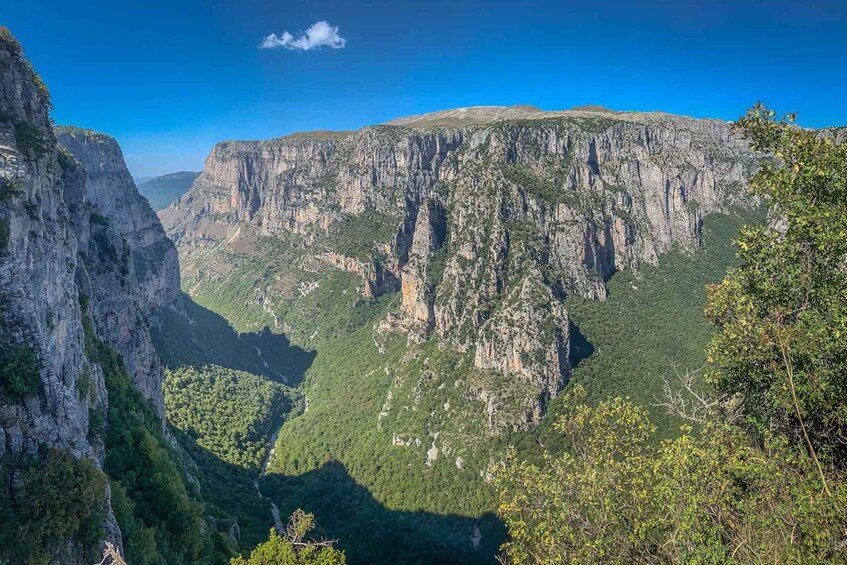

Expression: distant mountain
xmin=138 ymin=171 xmax=199 ymax=210
xmin=134 ymin=175 xmax=153 ymax=185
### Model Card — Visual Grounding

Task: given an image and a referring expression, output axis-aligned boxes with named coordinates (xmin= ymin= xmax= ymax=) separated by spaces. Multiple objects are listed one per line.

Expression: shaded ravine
xmin=252 ymin=342 xmax=270 ymax=371
xmin=255 ymin=425 xmax=284 ymax=532
xmin=254 ymin=384 xmax=312 ymax=533
xmin=246 ymin=335 xmax=286 ymax=532
xmin=236 ymin=332 xmax=287 ymax=383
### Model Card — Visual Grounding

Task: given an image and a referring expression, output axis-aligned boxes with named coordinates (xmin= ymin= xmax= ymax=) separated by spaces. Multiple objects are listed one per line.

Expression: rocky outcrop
xmin=304 ymin=249 xmax=400 ymax=298
xmin=472 ymin=269 xmax=569 ymax=421
xmin=399 ymin=198 xmax=446 ymax=337
xmin=57 ymin=128 xmax=179 ymax=415
xmin=164 ymin=106 xmax=758 ymax=429
xmin=821 ymin=125 xmax=847 ymax=144
xmin=0 ymin=31 xmax=179 ymax=562
xmin=56 ymin=127 xmax=180 ymax=314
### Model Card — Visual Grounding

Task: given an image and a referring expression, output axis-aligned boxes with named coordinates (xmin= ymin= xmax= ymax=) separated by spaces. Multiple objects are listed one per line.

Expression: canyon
xmin=1 ymin=25 xmax=768 ymax=564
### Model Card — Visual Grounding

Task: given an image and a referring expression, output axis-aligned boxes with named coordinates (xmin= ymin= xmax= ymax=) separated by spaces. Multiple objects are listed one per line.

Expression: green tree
xmin=706 ymin=104 xmax=847 ymax=475
xmin=493 ymin=387 xmax=847 ymax=564
xmin=0 ymin=345 xmax=40 ymax=397
xmin=0 ymin=448 xmax=108 ymax=564
xmin=231 ymin=510 xmax=345 ymax=565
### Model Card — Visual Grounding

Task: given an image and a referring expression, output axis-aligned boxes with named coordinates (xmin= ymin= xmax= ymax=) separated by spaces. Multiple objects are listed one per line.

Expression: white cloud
xmin=260 ymin=21 xmax=346 ymax=51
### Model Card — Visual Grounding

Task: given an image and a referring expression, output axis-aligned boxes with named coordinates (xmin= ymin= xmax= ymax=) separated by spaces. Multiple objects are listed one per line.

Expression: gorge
xmin=0 ymin=25 xmax=786 ymax=565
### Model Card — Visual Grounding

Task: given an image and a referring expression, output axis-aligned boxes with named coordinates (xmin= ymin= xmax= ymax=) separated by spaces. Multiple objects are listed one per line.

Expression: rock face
xmin=399 ymin=198 xmax=445 ymax=337
xmin=472 ymin=269 xmax=569 ymax=417
xmin=165 ymin=108 xmax=758 ymax=428
xmin=0 ymin=33 xmax=178 ymax=562
xmin=57 ymin=129 xmax=180 ymax=314
xmin=56 ymin=127 xmax=180 ymax=414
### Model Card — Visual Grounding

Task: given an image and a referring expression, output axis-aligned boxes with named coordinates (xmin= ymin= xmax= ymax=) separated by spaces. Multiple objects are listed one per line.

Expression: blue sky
xmin=4 ymin=0 xmax=847 ymax=177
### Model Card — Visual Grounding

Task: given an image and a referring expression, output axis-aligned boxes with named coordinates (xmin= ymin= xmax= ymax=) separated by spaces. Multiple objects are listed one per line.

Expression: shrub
xmin=0 ymin=448 xmax=108 ymax=563
xmin=0 ymin=26 xmax=22 ymax=55
xmin=0 ymin=218 xmax=9 ymax=253
xmin=493 ymin=388 xmax=847 ymax=564
xmin=89 ymin=210 xmax=110 ymax=226
xmin=0 ymin=345 xmax=40 ymax=397
xmin=14 ymin=121 xmax=48 ymax=159
xmin=0 ymin=176 xmax=24 ymax=200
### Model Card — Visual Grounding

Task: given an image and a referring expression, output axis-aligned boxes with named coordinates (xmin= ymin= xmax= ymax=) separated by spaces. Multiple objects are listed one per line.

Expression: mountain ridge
xmin=137 ymin=170 xmax=199 ymax=211
xmin=163 ymin=108 xmax=759 ymax=446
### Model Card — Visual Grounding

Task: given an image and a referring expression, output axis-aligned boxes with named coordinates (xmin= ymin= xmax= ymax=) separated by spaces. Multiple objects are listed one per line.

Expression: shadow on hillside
xmin=153 ymin=293 xmax=314 ymax=386
xmin=173 ymin=427 xmax=277 ymax=550
xmin=568 ymin=319 xmax=594 ymax=370
xmin=261 ymin=461 xmax=506 ymax=564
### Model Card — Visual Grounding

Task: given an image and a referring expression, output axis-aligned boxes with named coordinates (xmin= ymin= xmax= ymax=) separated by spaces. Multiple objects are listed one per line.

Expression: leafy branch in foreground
xmin=232 ymin=509 xmax=345 ymax=565
xmin=493 ymin=387 xmax=847 ymax=564
xmin=707 ymin=103 xmax=847 ymax=467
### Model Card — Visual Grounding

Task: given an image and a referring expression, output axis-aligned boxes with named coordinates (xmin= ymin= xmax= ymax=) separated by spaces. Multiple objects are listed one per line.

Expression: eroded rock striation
xmin=165 ymin=107 xmax=758 ymax=429
xmin=0 ymin=32 xmax=179 ymax=562
xmin=56 ymin=127 xmax=180 ymax=414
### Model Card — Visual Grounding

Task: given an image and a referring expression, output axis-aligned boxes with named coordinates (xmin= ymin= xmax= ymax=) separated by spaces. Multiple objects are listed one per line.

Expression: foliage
xmin=0 ymin=448 xmax=108 ymax=564
xmin=325 ymin=211 xmax=399 ymax=260
xmin=231 ymin=510 xmax=345 ymax=565
xmin=0 ymin=345 xmax=40 ymax=397
xmin=90 ymin=210 xmax=110 ymax=226
xmin=164 ymin=364 xmax=297 ymax=470
xmin=0 ymin=218 xmax=8 ymax=252
xmin=493 ymin=387 xmax=847 ymax=564
xmin=14 ymin=120 xmax=49 ymax=159
xmin=0 ymin=176 xmax=24 ymax=201
xmin=501 ymin=163 xmax=560 ymax=203
xmin=0 ymin=26 xmax=23 ymax=54
xmin=706 ymin=104 xmax=847 ymax=468
xmin=99 ymin=341 xmax=208 ymax=563
xmin=53 ymin=125 xmax=113 ymax=140
xmin=80 ymin=297 xmax=227 ymax=564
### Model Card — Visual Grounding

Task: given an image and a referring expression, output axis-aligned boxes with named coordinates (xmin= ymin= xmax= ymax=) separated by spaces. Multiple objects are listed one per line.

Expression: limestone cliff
xmin=164 ymin=106 xmax=758 ymax=429
xmin=56 ymin=127 xmax=180 ymax=415
xmin=0 ymin=31 xmax=178 ymax=563
xmin=57 ymin=128 xmax=180 ymax=314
